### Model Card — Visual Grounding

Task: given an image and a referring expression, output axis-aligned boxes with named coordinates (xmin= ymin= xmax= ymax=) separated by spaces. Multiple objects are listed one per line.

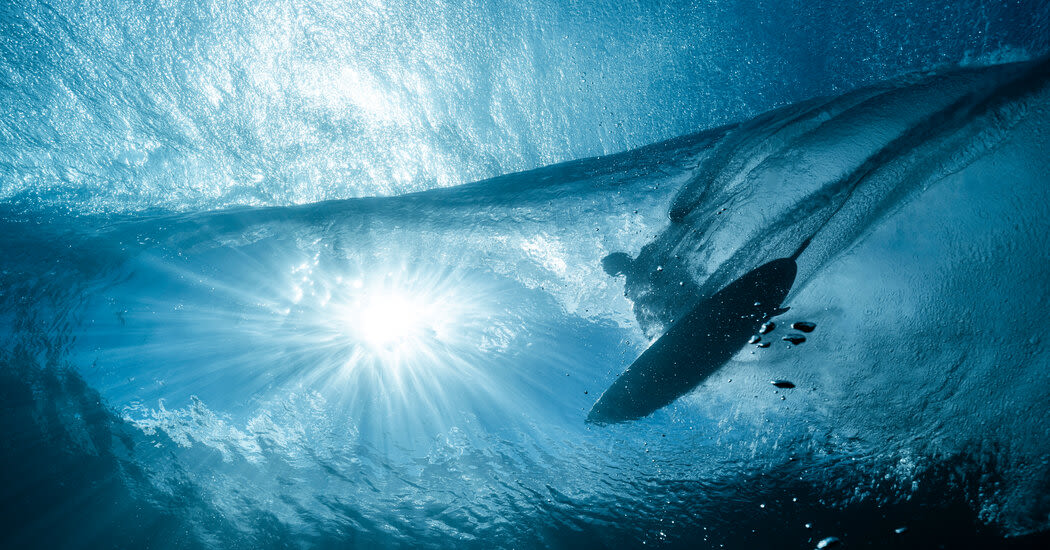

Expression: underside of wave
xmin=612 ymin=56 xmax=1050 ymax=536
xmin=1 ymin=57 xmax=1049 ymax=546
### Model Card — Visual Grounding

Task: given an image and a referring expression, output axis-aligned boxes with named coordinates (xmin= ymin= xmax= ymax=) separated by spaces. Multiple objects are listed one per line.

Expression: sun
xmin=345 ymin=289 xmax=448 ymax=352
xmin=302 ymin=264 xmax=483 ymax=373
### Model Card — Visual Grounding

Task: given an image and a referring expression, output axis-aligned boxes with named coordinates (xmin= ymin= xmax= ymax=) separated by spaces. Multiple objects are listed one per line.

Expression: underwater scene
xmin=2 ymin=1 xmax=1050 ymax=548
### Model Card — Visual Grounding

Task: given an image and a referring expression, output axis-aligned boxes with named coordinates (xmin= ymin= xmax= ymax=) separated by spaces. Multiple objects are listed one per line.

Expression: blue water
xmin=2 ymin=2 xmax=1050 ymax=549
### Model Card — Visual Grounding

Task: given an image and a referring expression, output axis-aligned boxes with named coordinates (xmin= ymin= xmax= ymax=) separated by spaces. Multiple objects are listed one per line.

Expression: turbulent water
xmin=3 ymin=2 xmax=1050 ymax=549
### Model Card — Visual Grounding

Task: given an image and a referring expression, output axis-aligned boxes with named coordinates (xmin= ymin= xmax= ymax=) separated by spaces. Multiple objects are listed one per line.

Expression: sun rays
xmin=86 ymin=240 xmax=547 ymax=448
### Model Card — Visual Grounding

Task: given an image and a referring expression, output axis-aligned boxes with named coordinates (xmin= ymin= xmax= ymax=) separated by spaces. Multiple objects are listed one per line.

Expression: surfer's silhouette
xmin=588 ymin=238 xmax=811 ymax=424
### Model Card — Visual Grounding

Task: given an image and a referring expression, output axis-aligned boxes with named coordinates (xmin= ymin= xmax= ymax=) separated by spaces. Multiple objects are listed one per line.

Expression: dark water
xmin=2 ymin=2 xmax=1050 ymax=549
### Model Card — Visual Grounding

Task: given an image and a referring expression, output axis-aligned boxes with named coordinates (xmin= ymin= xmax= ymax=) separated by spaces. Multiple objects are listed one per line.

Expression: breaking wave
xmin=2 ymin=2 xmax=1050 ymax=548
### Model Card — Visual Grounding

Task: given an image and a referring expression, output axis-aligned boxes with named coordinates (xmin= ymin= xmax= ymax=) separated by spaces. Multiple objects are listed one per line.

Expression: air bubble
xmin=816 ymin=537 xmax=841 ymax=549
xmin=791 ymin=321 xmax=816 ymax=333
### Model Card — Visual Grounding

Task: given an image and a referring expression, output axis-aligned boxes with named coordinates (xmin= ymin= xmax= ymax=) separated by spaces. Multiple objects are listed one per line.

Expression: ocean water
xmin=2 ymin=1 xmax=1050 ymax=549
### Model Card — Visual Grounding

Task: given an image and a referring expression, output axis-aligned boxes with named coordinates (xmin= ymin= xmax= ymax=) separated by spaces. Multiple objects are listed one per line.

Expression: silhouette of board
xmin=588 ymin=240 xmax=808 ymax=424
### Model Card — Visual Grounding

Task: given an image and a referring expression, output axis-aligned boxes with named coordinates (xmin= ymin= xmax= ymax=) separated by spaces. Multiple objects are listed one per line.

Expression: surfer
xmin=587 ymin=238 xmax=810 ymax=424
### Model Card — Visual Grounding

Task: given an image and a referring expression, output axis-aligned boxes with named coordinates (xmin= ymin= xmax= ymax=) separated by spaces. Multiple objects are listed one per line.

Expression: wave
xmin=3 ymin=1 xmax=1046 ymax=215
xmin=2 ymin=57 xmax=1049 ymax=547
